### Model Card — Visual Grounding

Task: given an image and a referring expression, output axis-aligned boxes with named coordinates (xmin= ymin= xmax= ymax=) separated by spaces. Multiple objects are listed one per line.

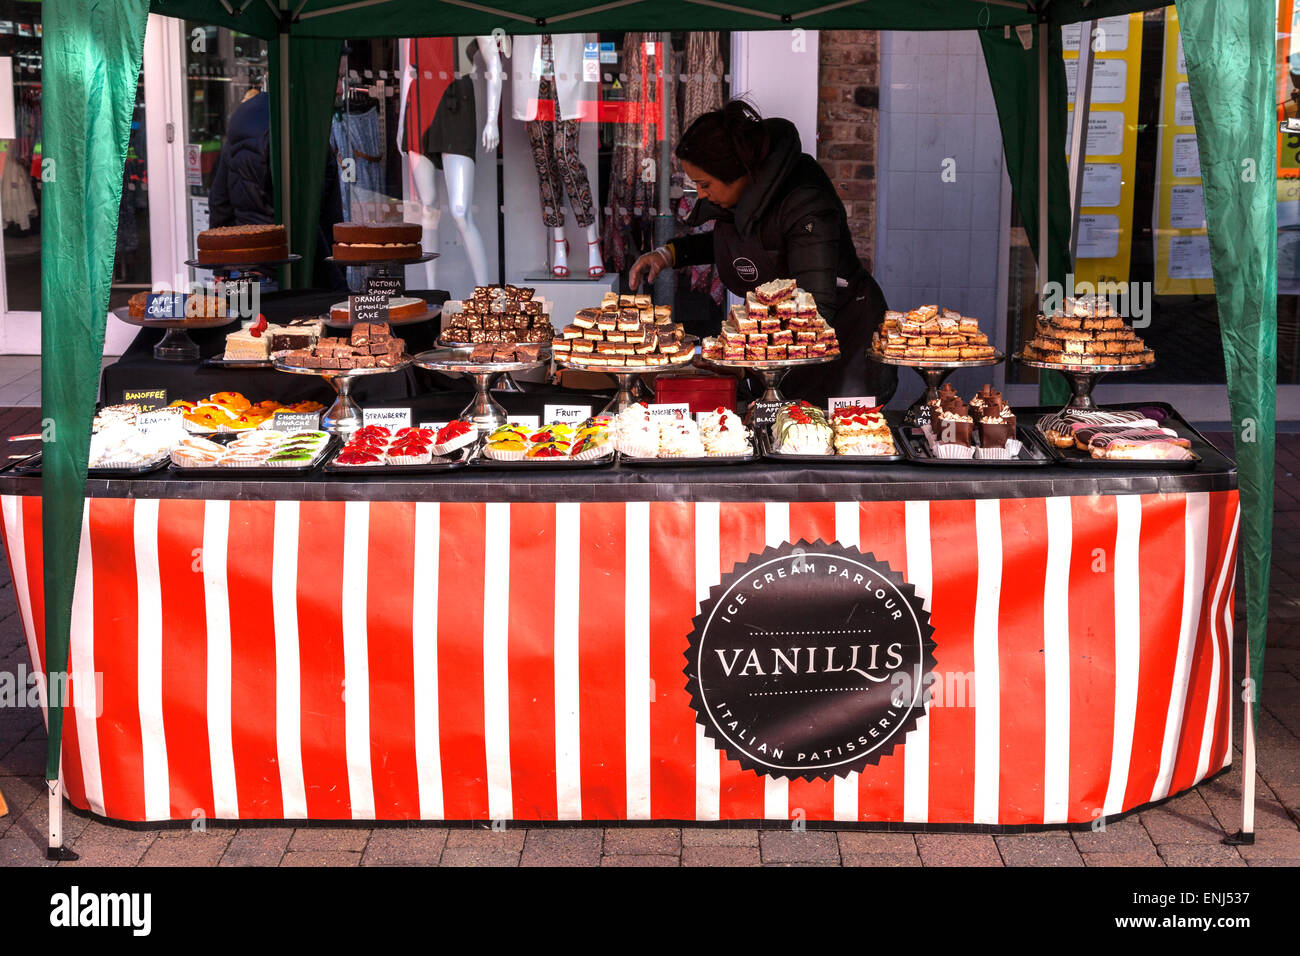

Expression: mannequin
xmin=397 ymin=37 xmax=498 ymax=288
xmin=501 ymin=33 xmax=604 ymax=279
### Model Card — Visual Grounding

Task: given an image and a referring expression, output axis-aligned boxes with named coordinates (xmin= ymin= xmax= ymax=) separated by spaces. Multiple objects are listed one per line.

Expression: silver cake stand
xmin=111 ymin=306 xmax=235 ymax=363
xmin=271 ymin=353 xmax=412 ymax=435
xmin=414 ymin=347 xmax=550 ymax=432
xmin=702 ymin=353 xmax=835 ymax=404
xmin=436 ymin=337 xmax=553 ymax=393
xmin=558 ymin=348 xmax=697 ymax=415
xmin=1021 ymin=357 xmax=1155 ymax=412
xmin=869 ymin=349 xmax=1006 ymax=426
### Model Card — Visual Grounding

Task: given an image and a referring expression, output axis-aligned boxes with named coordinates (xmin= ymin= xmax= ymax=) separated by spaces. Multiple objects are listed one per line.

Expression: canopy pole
xmin=1067 ymin=20 xmax=1094 ymax=263
xmin=1037 ymin=21 xmax=1048 ymax=305
xmin=279 ymin=15 xmax=292 ymax=287
xmin=653 ymin=33 xmax=675 ymax=305
xmin=1226 ymin=684 xmax=1258 ymax=845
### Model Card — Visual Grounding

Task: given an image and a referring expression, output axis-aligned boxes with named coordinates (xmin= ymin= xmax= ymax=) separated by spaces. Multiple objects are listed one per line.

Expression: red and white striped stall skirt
xmin=0 ymin=490 xmax=1239 ymax=826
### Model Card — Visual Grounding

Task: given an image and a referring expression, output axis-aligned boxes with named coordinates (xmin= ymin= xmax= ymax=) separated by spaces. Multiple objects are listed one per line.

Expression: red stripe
xmin=505 ymin=502 xmax=559 ymax=821
xmin=648 ymin=501 xmax=696 ymax=820
xmin=786 ymin=502 xmax=837 ymax=821
xmin=716 ymin=502 xmax=767 ymax=819
xmin=995 ymin=497 xmax=1049 ymax=825
xmin=1123 ymin=494 xmax=1187 ymax=809
xmin=296 ymin=501 xmax=352 ymax=819
xmin=924 ymin=500 xmax=979 ymax=823
xmin=1066 ymin=494 xmax=1118 ymax=820
xmin=855 ymin=499 xmax=909 ymax=821
xmin=366 ymin=501 xmax=420 ymax=819
xmin=436 ymin=503 xmax=489 ymax=820
xmin=576 ymin=502 xmax=627 ymax=819
xmin=1168 ymin=492 xmax=1232 ymax=793
xmin=87 ymin=497 xmax=145 ymax=821
xmin=22 ymin=495 xmax=45 ymax=676
xmin=225 ymin=501 xmax=283 ymax=818
xmin=156 ymin=499 xmax=214 ymax=818
xmin=1207 ymin=491 xmax=1240 ymax=772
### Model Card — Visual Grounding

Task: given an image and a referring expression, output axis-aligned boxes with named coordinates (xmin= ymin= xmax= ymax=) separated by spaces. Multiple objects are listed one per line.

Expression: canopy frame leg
xmin=1224 ymin=681 xmax=1257 ymax=846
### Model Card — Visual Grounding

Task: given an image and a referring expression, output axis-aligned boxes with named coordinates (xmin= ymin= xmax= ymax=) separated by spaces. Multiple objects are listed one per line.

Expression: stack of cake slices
xmin=279 ymin=320 xmax=405 ymax=369
xmin=553 ymin=294 xmax=688 ymax=367
xmin=1021 ymin=296 xmax=1153 ymax=366
xmin=702 ymin=279 xmax=839 ymax=362
xmin=872 ymin=305 xmax=993 ymax=361
xmin=441 ymin=285 xmax=552 ymax=344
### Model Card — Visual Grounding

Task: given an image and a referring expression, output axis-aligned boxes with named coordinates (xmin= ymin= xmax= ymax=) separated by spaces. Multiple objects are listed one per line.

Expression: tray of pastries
xmin=1032 ymin=403 xmax=1201 ymax=467
xmin=871 ymin=305 xmax=999 ymax=365
xmin=701 ymin=279 xmax=839 ymax=366
xmin=759 ymin=401 xmax=903 ymax=461
xmin=325 ymin=422 xmax=478 ymax=472
xmin=611 ymin=404 xmax=756 ymax=465
xmin=898 ymin=384 xmax=1052 ymax=465
xmin=472 ymin=419 xmax=615 ymax=467
xmin=554 ymin=293 xmax=693 ymax=369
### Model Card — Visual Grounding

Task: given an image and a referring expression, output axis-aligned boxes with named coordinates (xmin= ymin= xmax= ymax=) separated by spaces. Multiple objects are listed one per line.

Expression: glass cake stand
xmin=1020 ymin=357 xmax=1155 ymax=412
xmin=271 ymin=353 xmax=412 ymax=435
xmin=436 ymin=336 xmax=553 ymax=394
xmin=869 ymin=350 xmax=1005 ymax=426
xmin=558 ymin=345 xmax=698 ymax=415
xmin=111 ymin=306 xmax=235 ymax=362
xmin=414 ymin=347 xmax=551 ymax=432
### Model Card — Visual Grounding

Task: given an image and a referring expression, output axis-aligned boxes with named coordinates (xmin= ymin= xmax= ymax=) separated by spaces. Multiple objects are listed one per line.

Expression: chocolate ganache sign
xmin=685 ymin=540 xmax=936 ymax=781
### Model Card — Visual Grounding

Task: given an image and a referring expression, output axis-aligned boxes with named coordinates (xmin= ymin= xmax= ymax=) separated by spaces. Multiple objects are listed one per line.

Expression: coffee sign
xmin=684 ymin=540 xmax=935 ymax=780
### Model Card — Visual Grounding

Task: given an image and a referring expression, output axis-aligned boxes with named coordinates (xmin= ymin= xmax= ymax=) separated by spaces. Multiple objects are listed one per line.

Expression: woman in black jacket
xmin=630 ymin=101 xmax=895 ymax=405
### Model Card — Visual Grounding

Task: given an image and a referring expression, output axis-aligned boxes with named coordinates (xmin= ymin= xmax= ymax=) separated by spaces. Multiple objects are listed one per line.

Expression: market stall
xmin=19 ymin=0 xmax=1275 ymax=848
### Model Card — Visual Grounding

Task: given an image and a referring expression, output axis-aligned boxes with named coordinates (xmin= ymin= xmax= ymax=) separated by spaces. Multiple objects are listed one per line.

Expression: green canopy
xmin=42 ymin=0 xmax=1274 ymax=851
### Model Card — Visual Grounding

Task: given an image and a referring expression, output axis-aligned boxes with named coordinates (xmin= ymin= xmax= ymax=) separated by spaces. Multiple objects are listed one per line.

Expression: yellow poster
xmin=1063 ymin=14 xmax=1143 ymax=287
xmin=1153 ymin=7 xmax=1214 ymax=295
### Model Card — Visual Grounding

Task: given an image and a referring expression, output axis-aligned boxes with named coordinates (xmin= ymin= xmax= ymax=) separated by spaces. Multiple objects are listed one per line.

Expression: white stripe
xmin=203 ymin=500 xmax=238 ymax=817
xmin=341 ymin=501 xmax=374 ymax=819
xmin=1150 ymin=492 xmax=1209 ymax=802
xmin=69 ymin=506 xmax=104 ymax=815
xmin=483 ymin=502 xmax=512 ymax=820
xmin=133 ymin=499 xmax=169 ymax=820
xmin=2 ymin=496 xmax=42 ymax=718
xmin=833 ymin=501 xmax=860 ymax=822
xmin=1103 ymin=494 xmax=1143 ymax=817
xmin=902 ymin=499 xmax=932 ymax=824
xmin=1222 ymin=575 xmax=1237 ymax=768
xmin=972 ymin=498 xmax=1002 ymax=824
xmin=1196 ymin=506 xmax=1240 ymax=783
xmin=554 ymin=502 xmax=583 ymax=819
xmin=412 ymin=502 xmax=444 ymax=819
xmin=763 ymin=502 xmax=789 ymax=820
xmin=625 ymin=501 xmax=651 ymax=820
xmin=1042 ymin=496 xmax=1073 ymax=823
xmin=271 ymin=501 xmax=307 ymax=819
xmin=693 ymin=501 xmax=720 ymax=821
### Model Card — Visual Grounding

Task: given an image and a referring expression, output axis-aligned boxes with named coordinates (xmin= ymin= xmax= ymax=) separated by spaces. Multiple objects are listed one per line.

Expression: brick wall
xmin=817 ymin=30 xmax=880 ymax=271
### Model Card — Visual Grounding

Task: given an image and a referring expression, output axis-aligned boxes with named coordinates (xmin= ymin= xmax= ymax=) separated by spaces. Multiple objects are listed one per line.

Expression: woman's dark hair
xmin=676 ymin=100 xmax=769 ymax=184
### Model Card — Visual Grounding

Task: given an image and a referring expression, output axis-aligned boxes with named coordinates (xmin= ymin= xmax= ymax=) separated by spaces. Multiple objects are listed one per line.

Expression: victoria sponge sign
xmin=685 ymin=540 xmax=936 ymax=781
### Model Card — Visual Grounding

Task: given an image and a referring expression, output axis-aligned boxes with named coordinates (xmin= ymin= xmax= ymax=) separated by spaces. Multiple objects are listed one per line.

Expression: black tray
xmin=469 ymin=446 xmax=616 ymax=470
xmin=89 ymin=456 xmax=172 ymax=477
xmin=201 ymin=356 xmax=274 ymax=369
xmin=2 ymin=452 xmax=41 ymax=475
xmin=167 ymin=435 xmax=338 ymax=476
xmin=618 ymin=445 xmax=757 ymax=467
xmin=323 ymin=442 xmax=472 ymax=474
xmin=1028 ymin=402 xmax=1203 ymax=470
xmin=757 ymin=426 xmax=905 ymax=463
xmin=898 ymin=424 xmax=1054 ymax=466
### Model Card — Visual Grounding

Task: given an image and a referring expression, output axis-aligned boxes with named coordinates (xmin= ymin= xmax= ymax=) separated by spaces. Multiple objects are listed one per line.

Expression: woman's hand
xmin=628 ymin=247 xmax=673 ymax=289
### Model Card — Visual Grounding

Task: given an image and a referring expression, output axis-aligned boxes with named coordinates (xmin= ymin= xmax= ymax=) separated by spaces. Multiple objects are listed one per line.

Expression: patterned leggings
xmin=526 ymin=76 xmax=595 ymax=229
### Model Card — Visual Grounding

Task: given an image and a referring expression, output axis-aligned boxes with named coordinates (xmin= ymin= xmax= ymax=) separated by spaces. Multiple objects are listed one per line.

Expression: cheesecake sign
xmin=685 ymin=540 xmax=935 ymax=781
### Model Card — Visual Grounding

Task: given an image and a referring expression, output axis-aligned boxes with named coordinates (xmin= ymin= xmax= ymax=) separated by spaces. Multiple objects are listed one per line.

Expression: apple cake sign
xmin=684 ymin=540 xmax=935 ymax=781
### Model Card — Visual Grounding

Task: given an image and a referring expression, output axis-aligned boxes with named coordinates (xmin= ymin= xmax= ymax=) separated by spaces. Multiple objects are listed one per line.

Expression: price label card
xmin=543 ymin=404 xmax=592 ymax=423
xmin=143 ymin=293 xmax=186 ymax=321
xmin=647 ymin=403 xmax=691 ymax=420
xmin=362 ymin=275 xmax=404 ymax=298
xmin=506 ymin=415 xmax=540 ymax=429
xmin=744 ymin=400 xmax=784 ymax=427
xmin=350 ymin=293 xmax=389 ymax=326
xmin=363 ymin=407 xmax=412 ymax=429
xmin=122 ymin=388 xmax=168 ymax=411
xmin=418 ymin=422 xmax=449 ymax=432
xmin=137 ymin=409 xmax=179 ymax=432
xmin=828 ymin=396 xmax=878 ymax=412
xmin=273 ymin=410 xmax=322 ymax=432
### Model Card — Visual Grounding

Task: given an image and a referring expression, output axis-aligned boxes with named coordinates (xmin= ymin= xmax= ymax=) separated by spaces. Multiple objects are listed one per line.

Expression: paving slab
xmin=603 ymin=827 xmax=681 ymax=856
xmin=219 ymin=828 xmax=294 ymax=867
xmin=759 ymin=830 xmax=840 ymax=864
xmin=520 ymin=828 xmax=603 ymax=867
xmin=361 ymin=827 xmax=449 ymax=866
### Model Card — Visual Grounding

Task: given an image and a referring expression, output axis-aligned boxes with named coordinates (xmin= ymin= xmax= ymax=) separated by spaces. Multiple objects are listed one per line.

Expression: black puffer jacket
xmin=669 ymin=118 xmax=867 ymax=320
xmin=209 ymin=92 xmax=274 ymax=227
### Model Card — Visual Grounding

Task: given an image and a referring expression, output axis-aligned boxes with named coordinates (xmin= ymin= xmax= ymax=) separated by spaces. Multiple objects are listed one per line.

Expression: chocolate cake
xmin=196 ymin=224 xmax=289 ymax=265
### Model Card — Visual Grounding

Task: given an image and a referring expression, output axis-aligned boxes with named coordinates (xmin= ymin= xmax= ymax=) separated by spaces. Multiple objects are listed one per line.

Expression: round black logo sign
xmin=732 ymin=257 xmax=759 ymax=282
xmin=684 ymin=540 xmax=935 ymax=781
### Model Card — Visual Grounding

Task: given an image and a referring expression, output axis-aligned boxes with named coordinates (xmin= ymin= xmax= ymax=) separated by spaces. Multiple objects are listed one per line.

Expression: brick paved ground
xmin=1 ymin=417 xmax=1297 ymax=866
